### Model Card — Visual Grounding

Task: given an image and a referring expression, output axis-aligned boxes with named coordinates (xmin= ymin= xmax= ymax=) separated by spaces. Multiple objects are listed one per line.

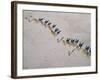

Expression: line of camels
xmin=25 ymin=16 xmax=91 ymax=57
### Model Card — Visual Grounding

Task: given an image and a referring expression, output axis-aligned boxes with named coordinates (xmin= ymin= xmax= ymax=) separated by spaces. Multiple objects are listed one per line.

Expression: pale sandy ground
xmin=23 ymin=10 xmax=91 ymax=69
